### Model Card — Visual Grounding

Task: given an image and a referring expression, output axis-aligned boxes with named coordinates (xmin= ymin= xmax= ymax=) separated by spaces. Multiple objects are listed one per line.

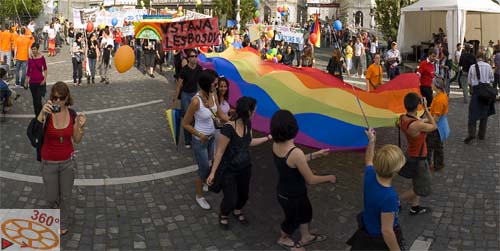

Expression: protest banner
xmin=275 ymin=26 xmax=304 ymax=45
xmin=160 ymin=17 xmax=220 ymax=50
xmin=72 ymin=8 xmax=146 ymax=29
xmin=248 ymin=25 xmax=260 ymax=42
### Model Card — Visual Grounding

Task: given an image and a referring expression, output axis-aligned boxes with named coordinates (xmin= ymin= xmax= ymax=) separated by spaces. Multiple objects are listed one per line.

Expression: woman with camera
xmin=206 ymin=96 xmax=271 ymax=230
xmin=71 ymin=33 xmax=84 ymax=86
xmin=36 ymin=81 xmax=86 ymax=236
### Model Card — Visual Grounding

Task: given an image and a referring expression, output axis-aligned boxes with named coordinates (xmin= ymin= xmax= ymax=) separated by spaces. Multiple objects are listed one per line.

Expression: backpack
xmin=27 ymin=109 xmax=77 ymax=161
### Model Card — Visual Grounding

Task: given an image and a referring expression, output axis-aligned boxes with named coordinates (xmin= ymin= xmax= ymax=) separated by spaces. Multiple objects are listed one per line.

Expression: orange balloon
xmin=277 ymin=54 xmax=282 ymax=61
xmin=267 ymin=30 xmax=274 ymax=38
xmin=114 ymin=45 xmax=135 ymax=73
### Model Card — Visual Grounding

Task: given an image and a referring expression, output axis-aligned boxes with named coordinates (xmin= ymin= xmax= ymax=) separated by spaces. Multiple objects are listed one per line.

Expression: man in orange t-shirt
xmin=365 ymin=53 xmax=383 ymax=91
xmin=0 ymin=25 xmax=13 ymax=66
xmin=14 ymin=28 xmax=32 ymax=87
xmin=426 ymin=77 xmax=449 ymax=171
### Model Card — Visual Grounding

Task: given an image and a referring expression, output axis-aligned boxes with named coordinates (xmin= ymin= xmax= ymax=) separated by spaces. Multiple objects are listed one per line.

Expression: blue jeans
xmin=43 ymin=33 xmax=48 ymax=51
xmin=15 ymin=60 xmax=28 ymax=86
xmin=165 ymin=51 xmax=173 ymax=66
xmin=192 ymin=136 xmax=215 ymax=179
xmin=181 ymin=91 xmax=197 ymax=145
xmin=88 ymin=58 xmax=97 ymax=79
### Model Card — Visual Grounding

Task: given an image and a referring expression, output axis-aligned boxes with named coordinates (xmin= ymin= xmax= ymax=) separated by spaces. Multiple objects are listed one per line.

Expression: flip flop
xmin=299 ymin=233 xmax=328 ymax=247
xmin=277 ymin=241 xmax=304 ymax=251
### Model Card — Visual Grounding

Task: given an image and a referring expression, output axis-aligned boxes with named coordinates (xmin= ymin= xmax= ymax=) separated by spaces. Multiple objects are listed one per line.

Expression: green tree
xmin=213 ymin=0 xmax=256 ymax=30
xmin=374 ymin=0 xmax=413 ymax=40
xmin=0 ymin=0 xmax=43 ymax=22
xmin=375 ymin=0 xmax=499 ymax=39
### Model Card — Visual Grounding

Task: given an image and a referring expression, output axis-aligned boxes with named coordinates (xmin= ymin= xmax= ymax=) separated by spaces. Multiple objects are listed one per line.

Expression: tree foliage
xmin=374 ymin=0 xmax=413 ymax=40
xmin=213 ymin=0 xmax=256 ymax=30
xmin=375 ymin=0 xmax=500 ymax=40
xmin=0 ymin=0 xmax=43 ymax=21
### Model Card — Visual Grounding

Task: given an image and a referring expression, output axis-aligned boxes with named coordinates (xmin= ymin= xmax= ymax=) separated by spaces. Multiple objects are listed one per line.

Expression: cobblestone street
xmin=1 ymin=46 xmax=499 ymax=250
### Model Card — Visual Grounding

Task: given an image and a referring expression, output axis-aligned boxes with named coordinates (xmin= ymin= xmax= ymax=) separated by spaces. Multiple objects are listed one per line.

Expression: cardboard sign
xmin=160 ymin=17 xmax=220 ymax=50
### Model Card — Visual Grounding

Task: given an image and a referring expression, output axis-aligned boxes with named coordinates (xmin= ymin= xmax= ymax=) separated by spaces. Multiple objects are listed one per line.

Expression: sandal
xmin=219 ymin=214 xmax=229 ymax=230
xmin=277 ymin=241 xmax=304 ymax=251
xmin=299 ymin=233 xmax=327 ymax=247
xmin=60 ymin=229 xmax=69 ymax=236
xmin=233 ymin=212 xmax=249 ymax=225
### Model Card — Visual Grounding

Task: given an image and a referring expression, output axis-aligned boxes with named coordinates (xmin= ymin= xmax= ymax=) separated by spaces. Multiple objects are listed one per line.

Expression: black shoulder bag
xmin=474 ymin=63 xmax=497 ymax=104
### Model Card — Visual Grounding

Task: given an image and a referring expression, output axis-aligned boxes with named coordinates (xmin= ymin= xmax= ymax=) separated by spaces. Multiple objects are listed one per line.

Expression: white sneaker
xmin=203 ymin=183 xmax=209 ymax=192
xmin=360 ymin=74 xmax=365 ymax=79
xmin=196 ymin=196 xmax=211 ymax=210
xmin=353 ymin=73 xmax=358 ymax=78
xmin=185 ymin=144 xmax=191 ymax=149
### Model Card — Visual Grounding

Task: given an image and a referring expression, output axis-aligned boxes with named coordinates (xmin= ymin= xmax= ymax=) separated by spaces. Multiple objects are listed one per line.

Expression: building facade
xmin=338 ymin=0 xmax=375 ymax=30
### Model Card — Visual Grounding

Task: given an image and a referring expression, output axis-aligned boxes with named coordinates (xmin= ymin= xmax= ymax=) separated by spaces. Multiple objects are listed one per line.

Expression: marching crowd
xmin=2 ymin=18 xmax=499 ymax=251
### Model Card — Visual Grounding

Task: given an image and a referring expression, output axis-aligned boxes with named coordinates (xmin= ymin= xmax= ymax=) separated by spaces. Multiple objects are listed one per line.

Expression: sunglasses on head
xmin=51 ymin=95 xmax=67 ymax=101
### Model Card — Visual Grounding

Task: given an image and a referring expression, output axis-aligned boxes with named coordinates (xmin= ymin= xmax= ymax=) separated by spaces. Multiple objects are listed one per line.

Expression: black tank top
xmin=273 ymin=147 xmax=307 ymax=197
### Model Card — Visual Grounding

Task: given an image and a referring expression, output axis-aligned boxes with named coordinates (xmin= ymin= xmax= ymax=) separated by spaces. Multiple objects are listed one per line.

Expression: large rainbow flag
xmin=199 ymin=47 xmax=421 ymax=151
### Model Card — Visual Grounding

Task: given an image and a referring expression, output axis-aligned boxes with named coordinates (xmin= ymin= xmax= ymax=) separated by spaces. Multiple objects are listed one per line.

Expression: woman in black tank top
xmin=207 ymin=97 xmax=272 ymax=230
xmin=270 ymin=110 xmax=336 ymax=249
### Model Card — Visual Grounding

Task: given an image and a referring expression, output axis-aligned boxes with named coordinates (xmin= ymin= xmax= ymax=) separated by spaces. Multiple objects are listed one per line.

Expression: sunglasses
xmin=189 ymin=55 xmax=197 ymax=58
xmin=51 ymin=95 xmax=67 ymax=101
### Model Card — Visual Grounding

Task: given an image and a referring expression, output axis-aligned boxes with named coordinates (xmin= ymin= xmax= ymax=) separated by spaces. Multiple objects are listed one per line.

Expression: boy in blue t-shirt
xmin=362 ymin=129 xmax=405 ymax=250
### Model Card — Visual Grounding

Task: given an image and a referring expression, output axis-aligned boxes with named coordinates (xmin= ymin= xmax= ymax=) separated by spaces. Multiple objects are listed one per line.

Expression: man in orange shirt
xmin=14 ymin=28 xmax=32 ymax=88
xmin=0 ymin=25 xmax=13 ymax=67
xmin=426 ymin=77 xmax=449 ymax=171
xmin=365 ymin=53 xmax=383 ymax=91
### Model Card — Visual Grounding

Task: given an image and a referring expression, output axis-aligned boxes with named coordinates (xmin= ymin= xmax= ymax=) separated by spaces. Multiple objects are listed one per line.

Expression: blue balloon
xmin=254 ymin=0 xmax=259 ymax=7
xmin=111 ymin=17 xmax=118 ymax=26
xmin=334 ymin=20 xmax=342 ymax=31
xmin=281 ymin=11 xmax=286 ymax=16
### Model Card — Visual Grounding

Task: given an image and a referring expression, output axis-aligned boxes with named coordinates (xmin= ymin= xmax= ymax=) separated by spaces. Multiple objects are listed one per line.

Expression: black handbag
xmin=475 ymin=64 xmax=497 ymax=104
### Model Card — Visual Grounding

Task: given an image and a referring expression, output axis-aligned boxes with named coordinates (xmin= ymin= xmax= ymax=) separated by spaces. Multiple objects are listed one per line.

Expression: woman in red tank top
xmin=36 ymin=81 xmax=86 ymax=235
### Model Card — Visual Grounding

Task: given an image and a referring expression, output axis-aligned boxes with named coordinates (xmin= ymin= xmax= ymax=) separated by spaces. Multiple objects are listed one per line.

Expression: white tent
xmin=397 ymin=0 xmax=500 ymax=56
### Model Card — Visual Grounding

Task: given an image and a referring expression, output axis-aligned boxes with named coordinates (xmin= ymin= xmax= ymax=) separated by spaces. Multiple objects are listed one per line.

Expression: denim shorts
xmin=192 ymin=136 xmax=215 ymax=179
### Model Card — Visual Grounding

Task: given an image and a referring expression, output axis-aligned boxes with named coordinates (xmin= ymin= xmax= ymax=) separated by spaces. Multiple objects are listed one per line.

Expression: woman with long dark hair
xmin=182 ymin=70 xmax=220 ymax=210
xmin=207 ymin=96 xmax=271 ymax=230
xmin=71 ymin=33 xmax=84 ymax=86
xmin=326 ymin=48 xmax=346 ymax=81
xmin=26 ymin=43 xmax=48 ymax=116
xmin=86 ymin=32 xmax=99 ymax=84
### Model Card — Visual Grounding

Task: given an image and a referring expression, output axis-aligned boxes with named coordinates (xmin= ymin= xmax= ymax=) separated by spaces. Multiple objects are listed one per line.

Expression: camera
xmin=52 ymin=104 xmax=61 ymax=113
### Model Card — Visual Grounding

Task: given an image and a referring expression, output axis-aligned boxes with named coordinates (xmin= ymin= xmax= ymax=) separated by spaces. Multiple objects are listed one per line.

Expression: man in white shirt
xmin=464 ymin=52 xmax=496 ymax=144
xmin=384 ymin=42 xmax=401 ymax=80
xmin=353 ymin=37 xmax=364 ymax=78
xmin=450 ymin=43 xmax=462 ymax=84
xmin=42 ymin=22 xmax=50 ymax=51
xmin=54 ymin=21 xmax=62 ymax=48
xmin=27 ymin=21 xmax=35 ymax=33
